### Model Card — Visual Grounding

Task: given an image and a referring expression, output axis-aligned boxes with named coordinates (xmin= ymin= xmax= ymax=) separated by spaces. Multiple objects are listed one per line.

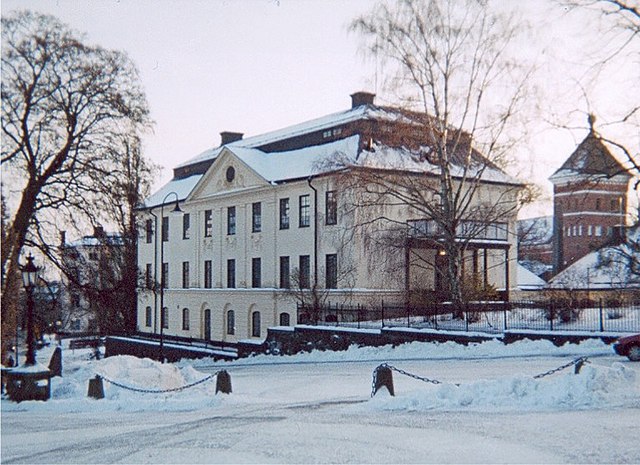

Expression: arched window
xmin=252 ymin=311 xmax=261 ymax=337
xmin=145 ymin=306 xmax=152 ymax=327
xmin=227 ymin=310 xmax=235 ymax=335
xmin=182 ymin=308 xmax=190 ymax=330
xmin=279 ymin=313 xmax=290 ymax=326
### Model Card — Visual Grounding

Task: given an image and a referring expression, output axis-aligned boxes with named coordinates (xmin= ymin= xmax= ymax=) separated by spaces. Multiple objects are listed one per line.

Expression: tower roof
xmin=549 ymin=130 xmax=631 ymax=183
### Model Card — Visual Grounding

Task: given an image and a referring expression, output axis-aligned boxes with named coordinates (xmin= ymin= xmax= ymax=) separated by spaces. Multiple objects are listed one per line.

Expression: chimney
xmin=350 ymin=91 xmax=375 ymax=108
xmin=60 ymin=231 xmax=66 ymax=247
xmin=94 ymin=225 xmax=105 ymax=238
xmin=220 ymin=131 xmax=244 ymax=145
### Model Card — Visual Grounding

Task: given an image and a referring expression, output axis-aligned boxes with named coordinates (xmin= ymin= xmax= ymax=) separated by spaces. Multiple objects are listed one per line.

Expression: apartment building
xmin=137 ymin=92 xmax=523 ymax=343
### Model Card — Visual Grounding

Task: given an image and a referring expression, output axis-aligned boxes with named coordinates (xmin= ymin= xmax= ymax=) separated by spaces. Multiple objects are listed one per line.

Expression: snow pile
xmin=4 ymin=354 xmax=222 ymax=413
xmin=367 ymin=362 xmax=639 ymax=412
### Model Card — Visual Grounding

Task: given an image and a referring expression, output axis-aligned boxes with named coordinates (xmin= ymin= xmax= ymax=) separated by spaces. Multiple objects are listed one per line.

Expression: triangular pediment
xmin=188 ymin=147 xmax=270 ymax=201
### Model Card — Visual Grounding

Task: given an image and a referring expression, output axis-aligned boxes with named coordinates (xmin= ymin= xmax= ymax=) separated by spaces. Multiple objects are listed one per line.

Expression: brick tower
xmin=549 ymin=117 xmax=631 ymax=273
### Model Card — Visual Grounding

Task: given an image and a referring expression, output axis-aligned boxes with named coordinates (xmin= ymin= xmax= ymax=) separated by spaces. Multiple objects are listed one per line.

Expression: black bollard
xmin=48 ymin=347 xmax=62 ymax=377
xmin=87 ymin=375 xmax=104 ymax=399
xmin=215 ymin=370 xmax=232 ymax=394
xmin=574 ymin=358 xmax=586 ymax=374
xmin=373 ymin=365 xmax=394 ymax=396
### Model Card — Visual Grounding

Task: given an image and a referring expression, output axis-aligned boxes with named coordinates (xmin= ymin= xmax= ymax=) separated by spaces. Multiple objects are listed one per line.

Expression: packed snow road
xmin=2 ymin=339 xmax=639 ymax=464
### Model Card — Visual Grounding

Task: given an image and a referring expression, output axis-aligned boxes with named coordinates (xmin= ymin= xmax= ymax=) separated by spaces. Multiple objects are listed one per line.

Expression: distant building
xmin=548 ymin=121 xmax=632 ymax=273
xmin=60 ymin=226 xmax=124 ymax=333
xmin=517 ymin=215 xmax=553 ymax=279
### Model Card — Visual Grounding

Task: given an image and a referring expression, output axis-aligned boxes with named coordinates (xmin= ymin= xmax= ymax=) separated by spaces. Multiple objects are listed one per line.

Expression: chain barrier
xmin=96 ymin=370 xmax=221 ymax=394
xmin=371 ymin=363 xmax=457 ymax=397
xmin=533 ymin=357 xmax=590 ymax=379
xmin=372 ymin=357 xmax=591 ymax=397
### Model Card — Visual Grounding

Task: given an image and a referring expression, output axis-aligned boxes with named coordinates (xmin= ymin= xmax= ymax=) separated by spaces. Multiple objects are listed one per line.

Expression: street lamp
xmin=5 ymin=253 xmax=52 ymax=402
xmin=157 ymin=191 xmax=182 ymax=362
xmin=21 ymin=253 xmax=41 ymax=366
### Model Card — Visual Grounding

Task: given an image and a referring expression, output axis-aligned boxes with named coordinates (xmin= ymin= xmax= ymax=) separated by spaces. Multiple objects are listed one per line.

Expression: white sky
xmin=2 ymin=0 xmax=638 ymax=218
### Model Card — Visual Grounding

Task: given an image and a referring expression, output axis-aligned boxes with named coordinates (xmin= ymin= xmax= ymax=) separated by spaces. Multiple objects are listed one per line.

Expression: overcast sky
xmin=2 ymin=0 xmax=638 ymax=218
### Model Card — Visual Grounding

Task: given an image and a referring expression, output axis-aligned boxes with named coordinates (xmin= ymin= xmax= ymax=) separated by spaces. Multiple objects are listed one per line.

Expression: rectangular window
xmin=227 ymin=259 xmax=236 ymax=288
xmin=588 ymin=225 xmax=593 ymax=236
xmin=299 ymin=194 xmax=310 ymax=228
xmin=325 ymin=191 xmax=337 ymax=225
xmin=145 ymin=306 xmax=152 ymax=327
xmin=145 ymin=219 xmax=153 ymax=244
xmin=326 ymin=254 xmax=337 ymax=289
xmin=161 ymin=262 xmax=168 ymax=289
xmin=204 ymin=260 xmax=212 ymax=289
xmin=204 ymin=209 xmax=213 ymax=237
xmin=299 ymin=255 xmax=310 ymax=289
xmin=279 ymin=198 xmax=290 ymax=229
xmin=596 ymin=198 xmax=602 ymax=211
xmin=279 ymin=256 xmax=290 ymax=289
xmin=145 ymin=263 xmax=153 ymax=289
xmin=182 ymin=308 xmax=190 ymax=330
xmin=595 ymin=225 xmax=602 ymax=236
xmin=252 ymin=202 xmax=262 ymax=233
xmin=183 ymin=213 xmax=190 ymax=239
xmin=227 ymin=206 xmax=236 ymax=235
xmin=162 ymin=307 xmax=168 ymax=329
xmin=611 ymin=198 xmax=619 ymax=212
xmin=161 ymin=216 xmax=169 ymax=242
xmin=252 ymin=257 xmax=261 ymax=288
xmin=182 ymin=261 xmax=189 ymax=289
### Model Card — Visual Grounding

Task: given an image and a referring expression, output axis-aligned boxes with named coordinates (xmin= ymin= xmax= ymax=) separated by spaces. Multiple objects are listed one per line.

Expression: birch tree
xmin=338 ymin=0 xmax=533 ymax=309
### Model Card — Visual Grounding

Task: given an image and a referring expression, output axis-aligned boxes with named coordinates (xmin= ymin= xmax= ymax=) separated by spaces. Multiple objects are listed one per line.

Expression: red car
xmin=613 ymin=334 xmax=640 ymax=361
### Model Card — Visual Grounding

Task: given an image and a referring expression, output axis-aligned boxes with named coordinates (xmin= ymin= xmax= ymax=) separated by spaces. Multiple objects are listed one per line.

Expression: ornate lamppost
xmin=21 ymin=253 xmax=40 ymax=365
xmin=5 ymin=253 xmax=52 ymax=402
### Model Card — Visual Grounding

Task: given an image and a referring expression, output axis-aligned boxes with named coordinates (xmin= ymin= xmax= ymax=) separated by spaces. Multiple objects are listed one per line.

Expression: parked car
xmin=613 ymin=334 xmax=640 ymax=361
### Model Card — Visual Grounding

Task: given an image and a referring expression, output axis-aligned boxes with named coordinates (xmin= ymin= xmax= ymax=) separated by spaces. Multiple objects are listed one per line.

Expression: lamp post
xmin=21 ymin=253 xmax=41 ymax=366
xmin=158 ymin=191 xmax=182 ymax=362
xmin=5 ymin=253 xmax=52 ymax=402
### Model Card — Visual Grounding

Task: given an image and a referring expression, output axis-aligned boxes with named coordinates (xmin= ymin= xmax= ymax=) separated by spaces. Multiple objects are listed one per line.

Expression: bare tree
xmin=1 ymin=11 xmax=151 ymax=357
xmin=337 ymin=0 xmax=534 ymax=309
xmin=32 ymin=132 xmax=157 ymax=335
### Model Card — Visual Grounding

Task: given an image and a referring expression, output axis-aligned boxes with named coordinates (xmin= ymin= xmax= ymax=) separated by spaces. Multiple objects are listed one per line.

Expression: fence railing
xmin=297 ymin=300 xmax=640 ymax=334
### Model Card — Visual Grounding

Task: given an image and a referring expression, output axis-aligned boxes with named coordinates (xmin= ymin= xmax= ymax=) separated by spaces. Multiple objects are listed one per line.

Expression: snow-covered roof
xmin=176 ymin=105 xmax=401 ymax=169
xmin=517 ymin=263 xmax=547 ymax=290
xmin=66 ymin=234 xmax=123 ymax=248
xmin=229 ymin=135 xmax=360 ymax=182
xmin=144 ymin=174 xmax=203 ymax=209
xmin=549 ymin=238 xmax=640 ymax=290
xmin=549 ymin=131 xmax=631 ymax=183
xmin=354 ymin=144 xmax=521 ymax=186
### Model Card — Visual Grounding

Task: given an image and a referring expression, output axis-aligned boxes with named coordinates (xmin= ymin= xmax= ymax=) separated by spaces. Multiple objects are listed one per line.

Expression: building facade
xmin=137 ymin=93 xmax=523 ymax=343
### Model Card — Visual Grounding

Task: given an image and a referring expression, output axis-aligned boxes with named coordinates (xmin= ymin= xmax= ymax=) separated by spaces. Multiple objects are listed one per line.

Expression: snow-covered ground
xmin=2 ymin=337 xmax=639 ymax=464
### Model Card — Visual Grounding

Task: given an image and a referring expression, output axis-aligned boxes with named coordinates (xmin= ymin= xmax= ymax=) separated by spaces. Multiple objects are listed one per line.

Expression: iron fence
xmin=297 ymin=299 xmax=640 ymax=334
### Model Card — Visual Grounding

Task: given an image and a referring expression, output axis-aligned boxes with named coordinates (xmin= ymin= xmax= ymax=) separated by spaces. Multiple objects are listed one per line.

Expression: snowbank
xmin=3 ymin=354 xmax=223 ymax=413
xmin=3 ymin=338 xmax=634 ymax=415
xmin=364 ymin=363 xmax=639 ymax=413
